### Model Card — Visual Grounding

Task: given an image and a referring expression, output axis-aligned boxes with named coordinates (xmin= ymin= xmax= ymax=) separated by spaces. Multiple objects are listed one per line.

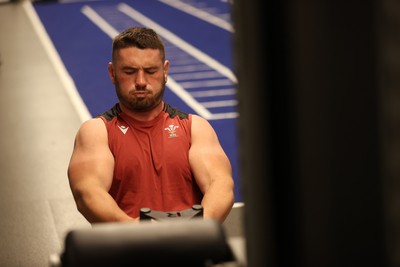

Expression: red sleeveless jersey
xmin=98 ymin=103 xmax=203 ymax=218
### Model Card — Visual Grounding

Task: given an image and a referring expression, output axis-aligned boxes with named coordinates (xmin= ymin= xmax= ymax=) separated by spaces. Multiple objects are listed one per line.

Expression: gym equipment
xmin=139 ymin=204 xmax=204 ymax=221
xmin=50 ymin=219 xmax=235 ymax=267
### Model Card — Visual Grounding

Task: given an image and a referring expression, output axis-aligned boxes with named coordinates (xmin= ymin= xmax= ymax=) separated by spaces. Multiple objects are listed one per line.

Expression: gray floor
xmin=0 ymin=1 xmax=244 ymax=266
xmin=0 ymin=1 xmax=94 ymax=266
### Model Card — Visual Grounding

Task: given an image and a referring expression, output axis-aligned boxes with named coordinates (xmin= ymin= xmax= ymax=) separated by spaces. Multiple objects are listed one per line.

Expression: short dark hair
xmin=112 ymin=27 xmax=166 ymax=62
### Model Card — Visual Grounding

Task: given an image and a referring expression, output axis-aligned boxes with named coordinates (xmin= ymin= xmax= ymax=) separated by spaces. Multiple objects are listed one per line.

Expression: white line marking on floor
xmin=158 ymin=0 xmax=234 ymax=32
xmin=81 ymin=5 xmax=119 ymax=39
xmin=118 ymin=2 xmax=237 ymax=83
xmin=23 ymin=1 xmax=92 ymax=123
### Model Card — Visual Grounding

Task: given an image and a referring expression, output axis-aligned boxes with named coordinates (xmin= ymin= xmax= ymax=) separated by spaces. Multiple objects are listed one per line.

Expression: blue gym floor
xmin=33 ymin=0 xmax=242 ymax=201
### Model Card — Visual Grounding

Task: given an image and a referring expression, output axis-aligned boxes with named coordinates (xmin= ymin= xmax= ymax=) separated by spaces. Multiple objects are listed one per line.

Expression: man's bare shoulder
xmin=190 ymin=114 xmax=219 ymax=143
xmin=191 ymin=114 xmax=214 ymax=131
xmin=79 ymin=117 xmax=105 ymax=131
xmin=75 ymin=117 xmax=107 ymax=142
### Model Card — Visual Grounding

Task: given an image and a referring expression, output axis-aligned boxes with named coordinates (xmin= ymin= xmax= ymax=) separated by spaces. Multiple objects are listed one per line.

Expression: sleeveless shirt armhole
xmin=97 ymin=103 xmax=121 ymax=121
xmin=188 ymin=113 xmax=192 ymax=146
xmin=164 ymin=102 xmax=189 ymax=120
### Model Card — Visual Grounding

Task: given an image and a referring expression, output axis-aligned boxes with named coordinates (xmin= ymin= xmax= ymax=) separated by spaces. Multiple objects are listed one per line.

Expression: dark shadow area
xmin=233 ymin=0 xmax=400 ymax=266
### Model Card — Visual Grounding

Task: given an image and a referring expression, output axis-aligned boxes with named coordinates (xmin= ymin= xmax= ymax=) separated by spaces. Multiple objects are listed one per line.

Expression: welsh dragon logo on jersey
xmin=164 ymin=124 xmax=179 ymax=138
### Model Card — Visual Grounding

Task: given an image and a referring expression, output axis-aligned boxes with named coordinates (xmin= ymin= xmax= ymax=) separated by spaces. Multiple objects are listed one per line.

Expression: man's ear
xmin=108 ymin=62 xmax=115 ymax=84
xmin=163 ymin=60 xmax=169 ymax=83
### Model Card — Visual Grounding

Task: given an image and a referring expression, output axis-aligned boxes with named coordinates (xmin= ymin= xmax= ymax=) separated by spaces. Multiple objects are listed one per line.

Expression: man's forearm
xmin=201 ymin=185 xmax=234 ymax=223
xmin=75 ymin=189 xmax=135 ymax=223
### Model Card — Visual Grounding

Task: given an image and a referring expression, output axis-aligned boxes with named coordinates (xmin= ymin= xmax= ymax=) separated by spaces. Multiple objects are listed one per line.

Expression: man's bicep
xmin=189 ymin=116 xmax=232 ymax=191
xmin=68 ymin=119 xmax=114 ymax=191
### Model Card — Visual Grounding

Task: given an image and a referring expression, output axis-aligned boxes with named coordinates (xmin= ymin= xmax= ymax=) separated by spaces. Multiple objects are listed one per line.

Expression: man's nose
xmin=136 ymin=70 xmax=147 ymax=86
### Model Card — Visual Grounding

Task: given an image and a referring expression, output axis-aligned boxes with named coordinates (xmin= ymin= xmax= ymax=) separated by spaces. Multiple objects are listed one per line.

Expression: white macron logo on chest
xmin=118 ymin=125 xmax=129 ymax=135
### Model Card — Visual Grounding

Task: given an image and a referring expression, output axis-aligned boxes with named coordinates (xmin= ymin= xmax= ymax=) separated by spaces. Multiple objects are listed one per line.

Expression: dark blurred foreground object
xmin=50 ymin=219 xmax=236 ymax=267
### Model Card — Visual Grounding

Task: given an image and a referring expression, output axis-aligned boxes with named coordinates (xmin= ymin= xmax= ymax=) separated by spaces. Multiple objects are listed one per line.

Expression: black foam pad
xmin=60 ymin=219 xmax=234 ymax=267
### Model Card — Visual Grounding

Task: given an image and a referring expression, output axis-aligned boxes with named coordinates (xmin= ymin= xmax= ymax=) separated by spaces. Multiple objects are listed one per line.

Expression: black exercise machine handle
xmin=139 ymin=204 xmax=203 ymax=222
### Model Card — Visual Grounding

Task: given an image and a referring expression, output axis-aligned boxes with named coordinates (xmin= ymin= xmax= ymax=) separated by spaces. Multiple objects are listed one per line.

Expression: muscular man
xmin=67 ymin=27 xmax=234 ymax=224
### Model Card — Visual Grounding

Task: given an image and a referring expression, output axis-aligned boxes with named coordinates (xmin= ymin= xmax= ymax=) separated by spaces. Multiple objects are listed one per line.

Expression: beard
xmin=115 ymin=77 xmax=166 ymax=112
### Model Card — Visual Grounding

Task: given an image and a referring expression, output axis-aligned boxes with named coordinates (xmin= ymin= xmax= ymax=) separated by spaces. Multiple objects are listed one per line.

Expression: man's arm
xmin=189 ymin=115 xmax=235 ymax=223
xmin=67 ymin=118 xmax=136 ymax=223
